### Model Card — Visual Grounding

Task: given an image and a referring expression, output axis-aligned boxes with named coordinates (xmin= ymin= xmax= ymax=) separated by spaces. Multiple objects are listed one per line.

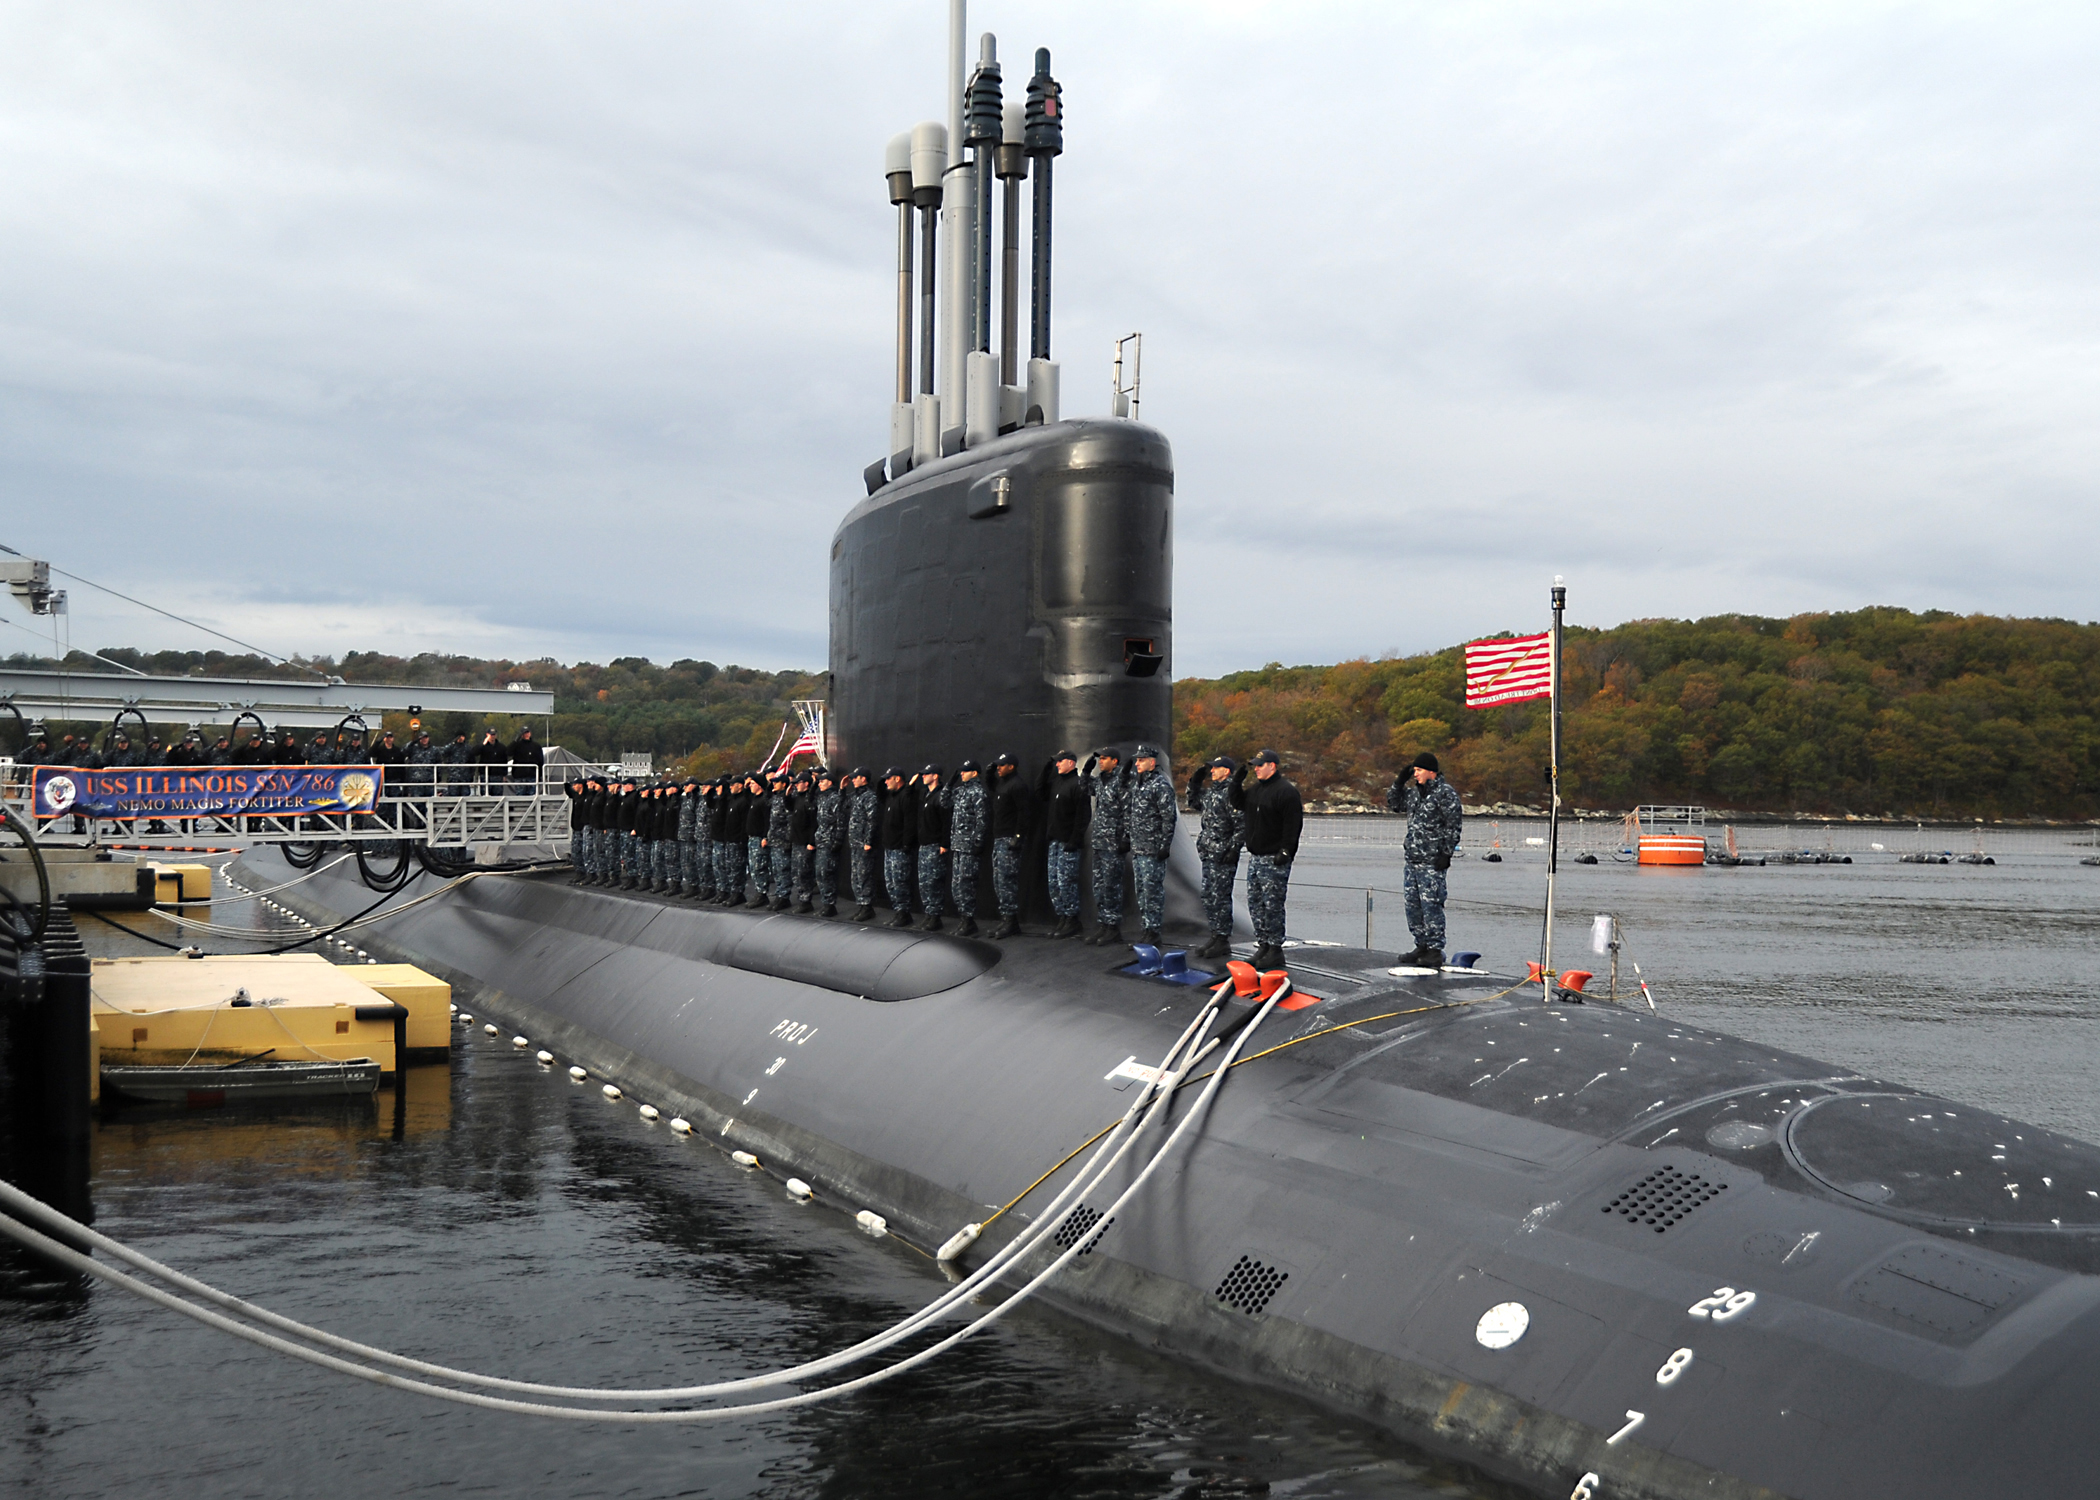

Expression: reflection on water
xmin=7 ymin=826 xmax=2096 ymax=1497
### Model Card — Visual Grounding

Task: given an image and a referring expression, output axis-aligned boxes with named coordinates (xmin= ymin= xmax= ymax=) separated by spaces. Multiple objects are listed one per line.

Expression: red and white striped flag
xmin=1464 ymin=632 xmax=1553 ymax=708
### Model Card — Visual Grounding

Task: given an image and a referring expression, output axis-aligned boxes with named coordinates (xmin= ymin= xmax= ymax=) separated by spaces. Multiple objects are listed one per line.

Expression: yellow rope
xmin=980 ymin=980 xmax=1534 ymax=1229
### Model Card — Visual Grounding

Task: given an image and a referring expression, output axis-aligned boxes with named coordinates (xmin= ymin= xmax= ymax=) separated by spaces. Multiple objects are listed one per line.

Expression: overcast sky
xmin=3 ymin=2 xmax=2095 ymax=678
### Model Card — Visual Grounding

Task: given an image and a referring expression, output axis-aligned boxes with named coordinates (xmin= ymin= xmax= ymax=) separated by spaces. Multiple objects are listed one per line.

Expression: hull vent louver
xmin=1214 ymin=1255 xmax=1289 ymax=1316
xmin=1053 ymin=1205 xmax=1114 ymax=1255
xmin=1604 ymin=1165 xmax=1729 ymax=1233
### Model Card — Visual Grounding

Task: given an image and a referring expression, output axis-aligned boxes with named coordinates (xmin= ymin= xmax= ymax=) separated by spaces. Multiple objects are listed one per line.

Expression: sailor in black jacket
xmin=731 ymin=774 xmax=760 ymax=908
xmin=876 ymin=768 xmax=917 ymax=926
xmin=1040 ymin=751 xmax=1090 ymax=939
xmin=987 ymin=753 xmax=1032 ymax=938
xmin=1229 ymin=748 xmax=1303 ymax=970
xmin=788 ymin=770 xmax=818 ymax=912
xmin=913 ymin=766 xmax=950 ymax=931
xmin=712 ymin=779 xmax=741 ymax=902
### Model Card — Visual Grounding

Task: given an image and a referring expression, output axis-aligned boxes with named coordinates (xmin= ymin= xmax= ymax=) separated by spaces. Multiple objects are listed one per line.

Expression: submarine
xmin=220 ymin=13 xmax=2100 ymax=1498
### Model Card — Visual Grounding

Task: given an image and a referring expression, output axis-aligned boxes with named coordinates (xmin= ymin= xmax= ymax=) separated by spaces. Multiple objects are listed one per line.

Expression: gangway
xmin=0 ymin=764 xmax=615 ymax=853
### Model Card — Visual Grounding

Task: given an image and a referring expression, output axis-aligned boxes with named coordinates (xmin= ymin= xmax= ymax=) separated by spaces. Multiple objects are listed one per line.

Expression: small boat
xmin=102 ymin=1055 xmax=381 ymax=1105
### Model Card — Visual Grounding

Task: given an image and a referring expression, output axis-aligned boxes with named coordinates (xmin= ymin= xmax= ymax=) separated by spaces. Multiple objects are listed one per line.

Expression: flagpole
xmin=1542 ymin=577 xmax=1565 ymax=1002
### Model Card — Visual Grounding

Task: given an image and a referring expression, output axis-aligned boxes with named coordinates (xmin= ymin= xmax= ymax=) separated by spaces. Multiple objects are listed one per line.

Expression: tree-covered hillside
xmin=1173 ymin=609 xmax=2100 ymax=820
xmin=15 ymin=606 xmax=2098 ymax=817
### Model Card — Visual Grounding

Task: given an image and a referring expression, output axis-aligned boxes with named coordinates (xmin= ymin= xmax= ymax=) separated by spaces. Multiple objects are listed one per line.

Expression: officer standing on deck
xmin=847 ymin=768 xmax=880 ymax=920
xmin=987 ymin=753 xmax=1030 ymax=939
xmin=1385 ymin=752 xmax=1464 ymax=968
xmin=947 ymin=761 xmax=988 ymax=937
xmin=813 ymin=767 xmax=844 ymax=917
xmin=1041 ymin=751 xmax=1090 ymax=940
xmin=1124 ymin=746 xmax=1177 ymax=947
xmin=1083 ymin=748 xmax=1128 ymax=947
xmin=1190 ymin=757 xmax=1244 ymax=960
xmin=1231 ymin=749 xmax=1303 ymax=972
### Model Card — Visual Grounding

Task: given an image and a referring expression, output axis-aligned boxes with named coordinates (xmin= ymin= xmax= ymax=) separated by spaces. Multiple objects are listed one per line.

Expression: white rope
xmin=0 ymin=983 xmax=1271 ymax=1412
xmin=0 ymin=994 xmax=1219 ymax=1400
xmin=165 ymin=855 xmax=354 ymax=908
xmin=132 ymin=865 xmax=553 ymax=942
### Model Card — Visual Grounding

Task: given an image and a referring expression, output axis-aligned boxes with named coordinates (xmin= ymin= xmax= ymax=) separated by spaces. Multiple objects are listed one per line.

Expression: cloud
xmin=1 ymin=1 xmax=2095 ymax=680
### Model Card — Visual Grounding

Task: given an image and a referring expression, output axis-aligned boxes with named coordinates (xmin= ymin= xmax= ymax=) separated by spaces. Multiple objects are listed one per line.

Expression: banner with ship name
xmin=30 ymin=765 xmax=383 ymax=820
xmin=1463 ymin=632 xmax=1554 ymax=708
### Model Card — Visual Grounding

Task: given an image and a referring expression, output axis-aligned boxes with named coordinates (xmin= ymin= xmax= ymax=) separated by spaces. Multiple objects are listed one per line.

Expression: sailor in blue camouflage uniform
xmin=946 ymin=761 xmax=988 ymax=938
xmin=744 ymin=773 xmax=772 ymax=908
xmin=846 ymin=769 xmax=879 ymax=920
xmin=672 ymin=778 xmax=696 ymax=896
xmin=1190 ymin=756 xmax=1245 ymax=959
xmin=1385 ymin=752 xmax=1464 ymax=967
xmin=697 ymin=777 xmax=722 ymax=894
xmin=987 ymin=753 xmax=1030 ymax=938
xmin=759 ymin=771 xmax=788 ymax=910
xmin=1083 ymin=748 xmax=1128 ymax=946
xmin=1123 ymin=746 xmax=1178 ymax=945
xmin=813 ymin=768 xmax=844 ymax=916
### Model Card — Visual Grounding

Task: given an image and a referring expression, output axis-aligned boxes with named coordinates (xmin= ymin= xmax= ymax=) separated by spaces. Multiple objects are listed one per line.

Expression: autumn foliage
xmin=1173 ymin=608 xmax=2100 ymax=820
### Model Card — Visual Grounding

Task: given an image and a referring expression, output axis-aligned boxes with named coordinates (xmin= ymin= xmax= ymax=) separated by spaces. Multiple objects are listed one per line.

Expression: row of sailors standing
xmin=564 ymin=746 xmax=1304 ymax=966
xmin=11 ymin=722 xmax=546 ymax=793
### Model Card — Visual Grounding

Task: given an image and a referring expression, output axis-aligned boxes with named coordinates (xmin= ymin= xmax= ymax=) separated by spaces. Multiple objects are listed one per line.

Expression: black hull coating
xmin=277 ymin=859 xmax=2100 ymax=1500
xmin=830 ymin=420 xmax=1174 ymax=775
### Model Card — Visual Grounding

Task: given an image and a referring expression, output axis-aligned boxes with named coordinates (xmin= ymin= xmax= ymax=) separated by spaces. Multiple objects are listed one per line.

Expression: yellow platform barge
xmin=90 ymin=954 xmax=452 ymax=1081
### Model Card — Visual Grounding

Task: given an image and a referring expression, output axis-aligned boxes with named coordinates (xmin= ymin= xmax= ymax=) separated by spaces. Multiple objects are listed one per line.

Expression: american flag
xmin=782 ymin=730 xmax=821 ymax=762
xmin=1464 ymin=632 xmax=1553 ymax=708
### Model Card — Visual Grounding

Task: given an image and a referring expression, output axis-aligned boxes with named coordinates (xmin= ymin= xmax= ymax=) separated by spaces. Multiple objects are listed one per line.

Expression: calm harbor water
xmin=5 ymin=819 xmax=2098 ymax=1498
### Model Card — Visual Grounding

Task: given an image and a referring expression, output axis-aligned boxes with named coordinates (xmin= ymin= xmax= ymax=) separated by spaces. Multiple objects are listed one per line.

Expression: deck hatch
xmin=1214 ymin=1255 xmax=1289 ymax=1316
xmin=1603 ymin=1165 xmax=1728 ymax=1232
xmin=1851 ymin=1244 xmax=2023 ymax=1338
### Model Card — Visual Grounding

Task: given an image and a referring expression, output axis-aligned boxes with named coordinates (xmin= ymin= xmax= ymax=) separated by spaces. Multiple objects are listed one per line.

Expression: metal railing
xmin=0 ymin=763 xmax=623 ymax=850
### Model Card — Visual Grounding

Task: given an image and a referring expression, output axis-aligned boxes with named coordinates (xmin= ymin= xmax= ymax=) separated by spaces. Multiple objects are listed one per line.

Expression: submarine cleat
xmin=250 ymin=853 xmax=2100 ymax=1499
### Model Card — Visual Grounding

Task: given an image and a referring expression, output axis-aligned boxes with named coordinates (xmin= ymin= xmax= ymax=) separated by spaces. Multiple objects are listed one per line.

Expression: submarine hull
xmin=275 ymin=855 xmax=2100 ymax=1500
